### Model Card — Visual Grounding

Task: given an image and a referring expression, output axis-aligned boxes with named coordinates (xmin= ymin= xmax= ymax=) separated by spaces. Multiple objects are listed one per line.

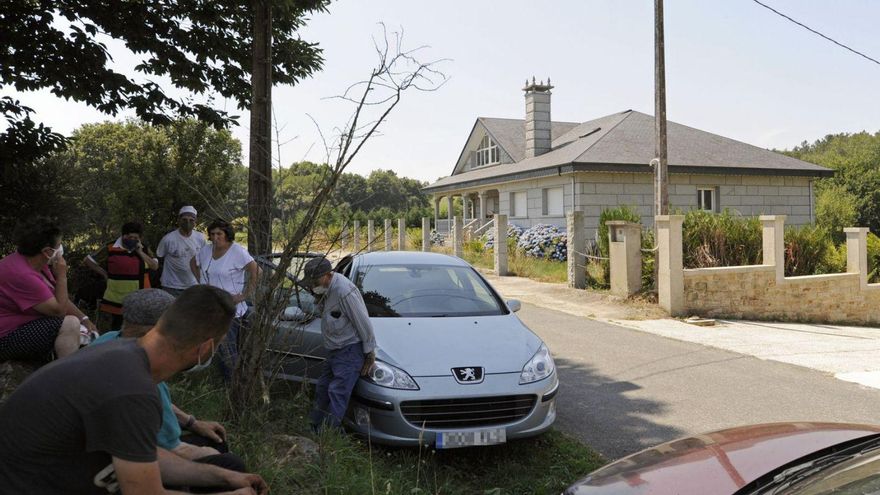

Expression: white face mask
xmin=47 ymin=244 xmax=64 ymax=263
xmin=184 ymin=341 xmax=215 ymax=374
xmin=312 ymin=285 xmax=328 ymax=295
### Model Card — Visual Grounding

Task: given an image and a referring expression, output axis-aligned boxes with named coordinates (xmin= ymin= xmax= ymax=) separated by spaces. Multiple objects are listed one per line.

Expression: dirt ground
xmin=479 ymin=269 xmax=667 ymax=321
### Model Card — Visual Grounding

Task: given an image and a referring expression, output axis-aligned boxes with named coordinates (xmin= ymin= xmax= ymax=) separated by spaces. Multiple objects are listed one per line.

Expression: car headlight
xmin=364 ymin=360 xmax=420 ymax=390
xmin=519 ymin=343 xmax=555 ymax=384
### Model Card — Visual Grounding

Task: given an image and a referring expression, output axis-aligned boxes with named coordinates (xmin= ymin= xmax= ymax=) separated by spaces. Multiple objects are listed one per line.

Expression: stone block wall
xmin=658 ymin=216 xmax=880 ymax=325
xmin=683 ymin=268 xmax=880 ymax=324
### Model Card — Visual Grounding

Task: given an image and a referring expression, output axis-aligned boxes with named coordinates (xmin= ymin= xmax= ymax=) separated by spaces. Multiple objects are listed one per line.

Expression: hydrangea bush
xmin=482 ymin=223 xmax=567 ymax=261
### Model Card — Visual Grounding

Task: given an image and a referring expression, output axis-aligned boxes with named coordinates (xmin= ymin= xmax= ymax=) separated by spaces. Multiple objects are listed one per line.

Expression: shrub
xmin=429 ymin=230 xmax=445 ymax=246
xmin=784 ymin=225 xmax=833 ymax=276
xmin=815 ymin=184 xmax=858 ymax=243
xmin=516 ymin=224 xmax=567 ymax=261
xmin=682 ymin=210 xmax=762 ymax=268
xmin=868 ymin=233 xmax=880 ymax=283
xmin=483 ymin=224 xmax=525 ymax=249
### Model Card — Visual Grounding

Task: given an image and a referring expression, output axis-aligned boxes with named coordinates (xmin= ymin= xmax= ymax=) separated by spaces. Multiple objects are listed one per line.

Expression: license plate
xmin=436 ymin=428 xmax=506 ymax=449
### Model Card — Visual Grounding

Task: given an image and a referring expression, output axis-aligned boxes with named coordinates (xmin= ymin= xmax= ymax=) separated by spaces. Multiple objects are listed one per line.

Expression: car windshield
xmin=353 ymin=264 xmax=506 ymax=317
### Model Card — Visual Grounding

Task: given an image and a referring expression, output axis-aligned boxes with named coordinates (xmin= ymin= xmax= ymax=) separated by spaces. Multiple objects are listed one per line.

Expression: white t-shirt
xmin=157 ymin=230 xmax=207 ymax=290
xmin=195 ymin=243 xmax=254 ymax=317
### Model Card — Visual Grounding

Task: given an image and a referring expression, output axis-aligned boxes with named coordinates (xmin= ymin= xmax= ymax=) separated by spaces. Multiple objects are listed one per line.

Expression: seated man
xmin=92 ymin=289 xmax=244 ymax=472
xmin=0 ymin=285 xmax=268 ymax=494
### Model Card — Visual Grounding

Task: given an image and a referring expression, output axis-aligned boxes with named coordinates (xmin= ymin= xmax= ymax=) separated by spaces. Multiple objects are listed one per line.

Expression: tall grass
xmin=682 ymin=210 xmax=762 ymax=268
xmin=169 ymin=374 xmax=604 ymax=494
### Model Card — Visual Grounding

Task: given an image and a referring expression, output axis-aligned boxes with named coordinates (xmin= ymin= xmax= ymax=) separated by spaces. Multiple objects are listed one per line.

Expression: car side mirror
xmin=507 ymin=299 xmax=521 ymax=313
xmin=280 ymin=306 xmax=308 ymax=321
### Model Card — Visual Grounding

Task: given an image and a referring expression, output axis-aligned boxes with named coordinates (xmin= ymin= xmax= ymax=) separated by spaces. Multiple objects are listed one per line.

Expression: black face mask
xmin=122 ymin=238 xmax=139 ymax=251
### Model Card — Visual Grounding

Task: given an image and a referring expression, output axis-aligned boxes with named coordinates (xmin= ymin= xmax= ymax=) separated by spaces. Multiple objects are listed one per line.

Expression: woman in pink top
xmin=0 ymin=218 xmax=96 ymax=361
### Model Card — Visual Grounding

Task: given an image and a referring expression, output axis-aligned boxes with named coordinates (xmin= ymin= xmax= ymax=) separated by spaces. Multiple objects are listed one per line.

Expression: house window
xmin=475 ymin=135 xmax=499 ymax=167
xmin=511 ymin=191 xmax=527 ymax=217
xmin=543 ymin=187 xmax=564 ymax=216
xmin=697 ymin=187 xmax=717 ymax=212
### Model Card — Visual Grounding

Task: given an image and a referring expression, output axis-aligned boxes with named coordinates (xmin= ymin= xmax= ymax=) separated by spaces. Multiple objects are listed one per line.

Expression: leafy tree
xmin=785 ymin=131 xmax=880 ymax=232
xmin=815 ymin=184 xmax=859 ymax=242
xmin=60 ymin=120 xmax=242 ymax=248
xmin=1 ymin=0 xmax=327 ymax=164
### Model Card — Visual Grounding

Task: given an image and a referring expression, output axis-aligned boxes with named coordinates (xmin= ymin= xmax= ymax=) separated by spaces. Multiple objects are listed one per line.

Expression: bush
xmin=682 ymin=210 xmax=762 ymax=268
xmin=784 ymin=225 xmax=833 ymax=276
xmin=516 ymin=224 xmax=567 ymax=261
xmin=815 ymin=184 xmax=858 ymax=243
xmin=483 ymin=224 xmax=524 ymax=249
xmin=429 ymin=230 xmax=445 ymax=246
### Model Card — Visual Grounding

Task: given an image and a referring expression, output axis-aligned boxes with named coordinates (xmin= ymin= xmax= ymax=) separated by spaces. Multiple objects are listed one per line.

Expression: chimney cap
xmin=523 ymin=76 xmax=554 ymax=93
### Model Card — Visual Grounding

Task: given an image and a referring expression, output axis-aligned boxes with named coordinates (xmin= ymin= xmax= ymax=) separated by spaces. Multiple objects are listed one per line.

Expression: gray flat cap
xmin=122 ymin=289 xmax=175 ymax=326
xmin=303 ymin=257 xmax=332 ymax=285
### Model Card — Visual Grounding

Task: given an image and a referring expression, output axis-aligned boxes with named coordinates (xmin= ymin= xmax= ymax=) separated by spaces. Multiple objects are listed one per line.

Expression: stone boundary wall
xmin=657 ymin=215 xmax=880 ymax=325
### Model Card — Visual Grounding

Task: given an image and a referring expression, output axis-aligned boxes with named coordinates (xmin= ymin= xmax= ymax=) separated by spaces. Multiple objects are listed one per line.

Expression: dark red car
xmin=565 ymin=422 xmax=880 ymax=494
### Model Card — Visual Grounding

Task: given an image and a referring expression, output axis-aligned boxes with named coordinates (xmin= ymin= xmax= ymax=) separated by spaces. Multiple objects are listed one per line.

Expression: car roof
xmin=353 ymin=251 xmax=470 ymax=267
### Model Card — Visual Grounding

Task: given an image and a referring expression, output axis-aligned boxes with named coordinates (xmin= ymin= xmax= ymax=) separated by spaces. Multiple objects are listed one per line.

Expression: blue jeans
xmin=310 ymin=343 xmax=365 ymax=429
xmin=217 ymin=312 xmax=249 ymax=382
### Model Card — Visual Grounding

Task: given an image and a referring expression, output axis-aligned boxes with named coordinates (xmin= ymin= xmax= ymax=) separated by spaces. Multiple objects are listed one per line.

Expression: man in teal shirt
xmin=92 ymin=288 xmax=244 ymax=472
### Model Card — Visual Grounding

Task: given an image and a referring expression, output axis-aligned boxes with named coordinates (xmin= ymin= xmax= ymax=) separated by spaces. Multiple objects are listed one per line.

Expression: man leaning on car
xmin=303 ymin=256 xmax=377 ymax=431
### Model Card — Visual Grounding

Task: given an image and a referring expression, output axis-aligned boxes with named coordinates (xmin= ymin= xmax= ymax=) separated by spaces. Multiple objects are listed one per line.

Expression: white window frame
xmin=474 ymin=135 xmax=500 ymax=167
xmin=511 ymin=191 xmax=527 ymax=218
xmin=543 ymin=186 xmax=564 ymax=216
xmin=697 ymin=187 xmax=717 ymax=212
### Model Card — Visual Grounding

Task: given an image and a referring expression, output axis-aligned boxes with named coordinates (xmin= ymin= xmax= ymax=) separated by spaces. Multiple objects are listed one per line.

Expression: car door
xmin=268 ymin=286 xmax=327 ymax=383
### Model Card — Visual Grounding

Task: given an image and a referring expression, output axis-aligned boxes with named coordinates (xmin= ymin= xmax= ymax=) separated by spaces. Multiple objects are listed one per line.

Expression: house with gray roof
xmin=423 ymin=80 xmax=833 ymax=236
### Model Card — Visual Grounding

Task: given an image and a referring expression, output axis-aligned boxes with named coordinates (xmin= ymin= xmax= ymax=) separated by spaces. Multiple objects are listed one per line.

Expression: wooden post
xmin=654 ymin=0 xmax=669 ymax=217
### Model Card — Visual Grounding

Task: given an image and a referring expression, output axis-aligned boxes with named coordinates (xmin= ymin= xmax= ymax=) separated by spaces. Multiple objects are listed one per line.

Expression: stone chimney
xmin=524 ymin=77 xmax=553 ymax=158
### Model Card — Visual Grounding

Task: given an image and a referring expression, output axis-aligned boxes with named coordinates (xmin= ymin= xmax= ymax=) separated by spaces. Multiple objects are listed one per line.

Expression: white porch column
xmin=447 ymin=196 xmax=454 ymax=225
xmin=479 ymin=191 xmax=487 ymax=220
xmin=433 ymin=197 xmax=440 ymax=230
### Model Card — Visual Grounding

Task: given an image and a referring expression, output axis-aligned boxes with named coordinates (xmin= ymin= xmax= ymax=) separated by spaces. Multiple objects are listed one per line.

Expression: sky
xmin=5 ymin=0 xmax=880 ymax=183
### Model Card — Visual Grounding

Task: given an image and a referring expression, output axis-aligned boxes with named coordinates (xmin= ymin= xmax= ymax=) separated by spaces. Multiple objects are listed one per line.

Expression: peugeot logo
xmin=452 ymin=366 xmax=484 ymax=384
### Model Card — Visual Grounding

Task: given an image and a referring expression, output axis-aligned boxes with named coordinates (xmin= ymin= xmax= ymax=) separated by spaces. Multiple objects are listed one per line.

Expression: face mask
xmin=184 ymin=341 xmax=215 ymax=374
xmin=312 ymin=285 xmax=327 ymax=295
xmin=48 ymin=244 xmax=63 ymax=263
xmin=122 ymin=238 xmax=139 ymax=251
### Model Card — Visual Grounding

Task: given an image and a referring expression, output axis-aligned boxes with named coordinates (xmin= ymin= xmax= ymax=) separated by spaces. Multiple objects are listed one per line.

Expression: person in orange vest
xmin=84 ymin=222 xmax=159 ymax=330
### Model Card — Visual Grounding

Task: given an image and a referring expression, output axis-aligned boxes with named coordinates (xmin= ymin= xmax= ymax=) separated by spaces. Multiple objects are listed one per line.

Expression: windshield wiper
xmin=747 ymin=435 xmax=880 ymax=494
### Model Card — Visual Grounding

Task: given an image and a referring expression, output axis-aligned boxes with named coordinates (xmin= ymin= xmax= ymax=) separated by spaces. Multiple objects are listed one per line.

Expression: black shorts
xmin=0 ymin=317 xmax=64 ymax=362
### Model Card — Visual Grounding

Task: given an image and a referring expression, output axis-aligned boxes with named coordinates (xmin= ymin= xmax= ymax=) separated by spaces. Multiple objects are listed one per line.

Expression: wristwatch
xmin=183 ymin=415 xmax=196 ymax=429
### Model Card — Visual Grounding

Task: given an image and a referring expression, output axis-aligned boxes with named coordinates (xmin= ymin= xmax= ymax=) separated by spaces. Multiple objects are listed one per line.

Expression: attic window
xmin=475 ymin=135 xmax=499 ymax=167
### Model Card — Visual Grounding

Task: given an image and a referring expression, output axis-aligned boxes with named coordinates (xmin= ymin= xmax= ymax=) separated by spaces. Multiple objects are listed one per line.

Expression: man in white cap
xmin=157 ymin=206 xmax=206 ymax=297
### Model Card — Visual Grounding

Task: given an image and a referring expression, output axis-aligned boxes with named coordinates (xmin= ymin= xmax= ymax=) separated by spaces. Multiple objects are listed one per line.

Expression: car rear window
xmin=353 ymin=264 xmax=505 ymax=317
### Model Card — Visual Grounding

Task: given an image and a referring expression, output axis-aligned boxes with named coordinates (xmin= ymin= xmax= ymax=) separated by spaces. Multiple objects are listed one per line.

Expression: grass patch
xmin=169 ymin=374 xmax=604 ymax=494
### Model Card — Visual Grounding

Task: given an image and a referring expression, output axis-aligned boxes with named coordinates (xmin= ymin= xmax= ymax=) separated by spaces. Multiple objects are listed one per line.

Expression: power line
xmin=751 ymin=0 xmax=880 ymax=66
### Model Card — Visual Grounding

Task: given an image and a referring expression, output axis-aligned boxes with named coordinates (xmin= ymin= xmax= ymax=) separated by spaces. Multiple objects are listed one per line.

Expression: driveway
xmin=516 ymin=302 xmax=880 ymax=460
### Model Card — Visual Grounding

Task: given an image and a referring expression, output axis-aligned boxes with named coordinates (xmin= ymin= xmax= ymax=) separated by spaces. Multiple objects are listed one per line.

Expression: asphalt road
xmin=516 ymin=303 xmax=880 ymax=460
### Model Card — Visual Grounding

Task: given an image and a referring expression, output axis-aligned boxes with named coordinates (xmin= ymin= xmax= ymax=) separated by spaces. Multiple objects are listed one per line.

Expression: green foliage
xmin=0 ymin=119 xmax=245 ymax=253
xmin=2 ymin=0 xmax=328 ymax=160
xmin=784 ymin=225 xmax=834 ymax=277
xmin=815 ymin=184 xmax=858 ymax=243
xmin=171 ymin=375 xmax=605 ymax=495
xmin=785 ymin=131 xmax=880 ymax=233
xmin=682 ymin=210 xmax=763 ymax=268
xmin=869 ymin=233 xmax=880 ymax=283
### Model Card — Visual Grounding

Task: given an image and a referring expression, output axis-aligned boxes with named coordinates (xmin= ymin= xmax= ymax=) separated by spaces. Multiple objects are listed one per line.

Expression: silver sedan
xmin=267 ymin=251 xmax=558 ymax=449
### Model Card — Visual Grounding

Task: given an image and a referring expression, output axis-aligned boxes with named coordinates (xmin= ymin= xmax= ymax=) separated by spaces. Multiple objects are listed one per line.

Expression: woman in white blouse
xmin=190 ymin=219 xmax=258 ymax=381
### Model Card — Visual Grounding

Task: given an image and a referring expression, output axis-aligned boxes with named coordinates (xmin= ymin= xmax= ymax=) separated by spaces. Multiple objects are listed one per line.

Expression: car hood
xmin=373 ymin=314 xmax=543 ymax=376
xmin=565 ymin=422 xmax=880 ymax=495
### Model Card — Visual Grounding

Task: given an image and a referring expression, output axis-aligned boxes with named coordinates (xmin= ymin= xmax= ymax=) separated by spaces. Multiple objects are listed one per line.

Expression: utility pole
xmin=654 ymin=0 xmax=669 ymax=216
xmin=248 ymin=0 xmax=273 ymax=255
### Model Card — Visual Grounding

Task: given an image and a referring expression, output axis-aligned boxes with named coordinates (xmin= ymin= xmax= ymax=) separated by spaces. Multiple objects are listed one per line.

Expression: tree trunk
xmin=248 ymin=0 xmax=273 ymax=256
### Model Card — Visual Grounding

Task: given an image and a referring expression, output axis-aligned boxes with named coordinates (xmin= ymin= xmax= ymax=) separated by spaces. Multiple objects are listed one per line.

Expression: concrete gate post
xmin=422 ymin=217 xmax=431 ymax=252
xmin=760 ymin=215 xmax=786 ymax=283
xmin=367 ymin=220 xmax=375 ymax=252
xmin=845 ymin=227 xmax=870 ymax=289
xmin=398 ymin=218 xmax=406 ymax=251
xmin=352 ymin=221 xmax=361 ymax=253
xmin=384 ymin=219 xmax=392 ymax=251
xmin=656 ymin=215 xmax=684 ymax=316
xmin=453 ymin=215 xmax=463 ymax=258
xmin=567 ymin=211 xmax=586 ymax=289
xmin=606 ymin=221 xmax=642 ymax=297
xmin=494 ymin=214 xmax=508 ymax=276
